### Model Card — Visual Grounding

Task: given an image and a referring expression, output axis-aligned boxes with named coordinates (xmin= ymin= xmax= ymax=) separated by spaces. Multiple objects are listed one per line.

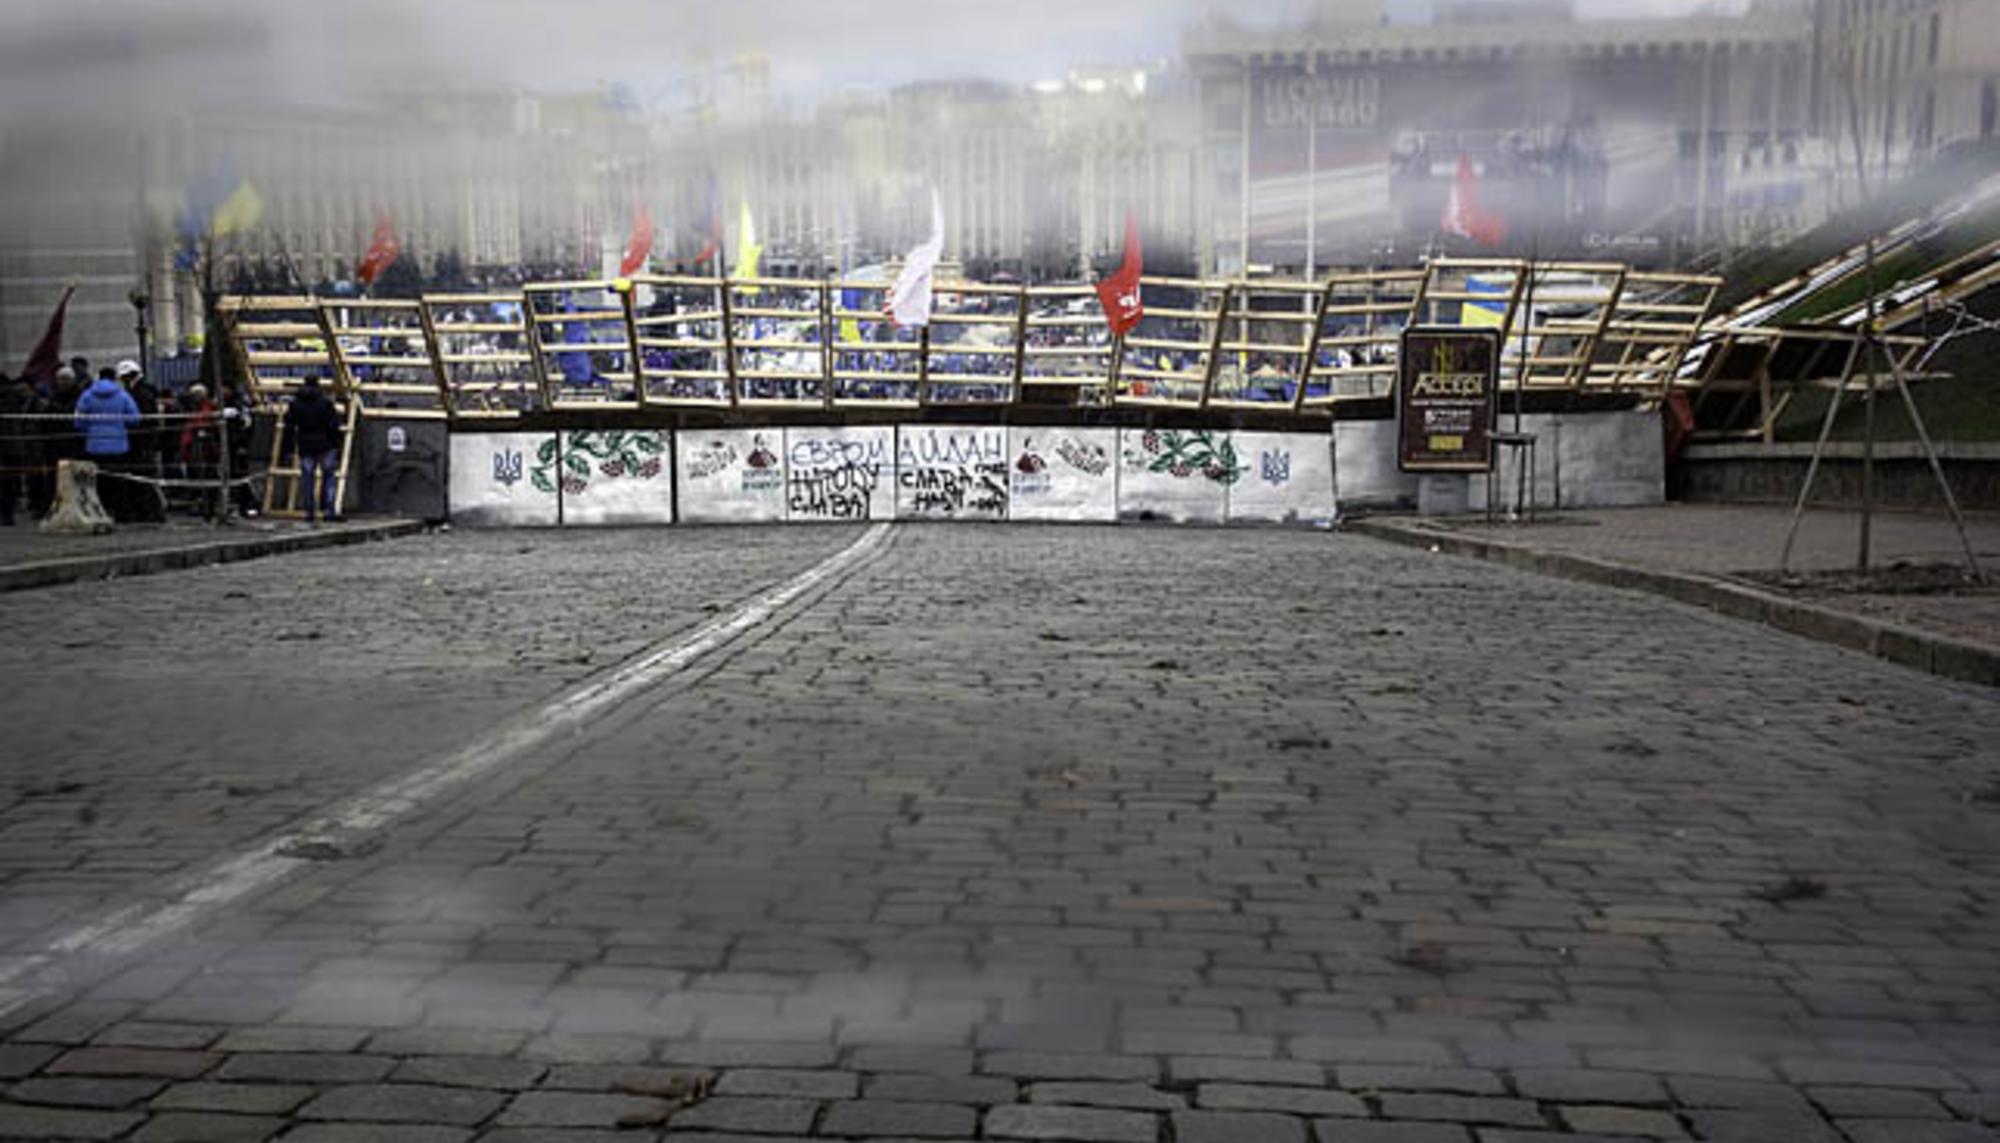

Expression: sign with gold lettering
xmin=1397 ymin=328 xmax=1499 ymax=472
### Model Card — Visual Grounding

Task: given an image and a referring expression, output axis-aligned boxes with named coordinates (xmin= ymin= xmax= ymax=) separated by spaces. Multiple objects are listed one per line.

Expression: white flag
xmin=885 ymin=189 xmax=944 ymax=327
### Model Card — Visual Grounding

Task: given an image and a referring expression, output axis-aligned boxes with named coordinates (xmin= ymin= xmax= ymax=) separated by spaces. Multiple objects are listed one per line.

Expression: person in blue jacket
xmin=73 ymin=366 xmax=141 ymax=521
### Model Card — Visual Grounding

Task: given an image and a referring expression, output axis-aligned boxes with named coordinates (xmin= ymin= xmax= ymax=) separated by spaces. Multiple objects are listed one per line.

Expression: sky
xmin=0 ymin=0 xmax=1757 ymax=126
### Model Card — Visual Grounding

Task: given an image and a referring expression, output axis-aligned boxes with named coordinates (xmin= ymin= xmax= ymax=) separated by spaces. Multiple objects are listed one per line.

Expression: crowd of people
xmin=0 ymin=357 xmax=257 ymax=527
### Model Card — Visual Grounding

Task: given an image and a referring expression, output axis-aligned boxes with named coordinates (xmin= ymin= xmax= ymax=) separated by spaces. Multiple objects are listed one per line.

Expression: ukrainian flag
xmin=1462 ymin=276 xmax=1508 ymax=328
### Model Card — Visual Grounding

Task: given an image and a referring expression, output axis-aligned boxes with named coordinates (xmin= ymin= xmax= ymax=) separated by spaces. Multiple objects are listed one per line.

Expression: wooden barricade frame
xmin=827 ymin=279 xmax=923 ymax=409
xmin=323 ymin=298 xmax=447 ymax=418
xmin=523 ymin=280 xmax=640 ymax=410
xmin=421 ymin=291 xmax=543 ymax=419
xmin=1304 ymin=268 xmax=1425 ymax=409
xmin=726 ymin=275 xmax=830 ymax=410
xmin=1115 ymin=276 xmax=1232 ymax=408
xmin=923 ymin=281 xmax=1025 ymax=406
xmin=1206 ymin=279 xmax=1321 ymax=411
xmin=630 ymin=273 xmax=733 ymax=409
xmin=1591 ymin=271 xmax=1720 ymax=398
xmin=1022 ymin=284 xmax=1113 ymax=402
xmin=220 ymin=295 xmax=344 ymax=408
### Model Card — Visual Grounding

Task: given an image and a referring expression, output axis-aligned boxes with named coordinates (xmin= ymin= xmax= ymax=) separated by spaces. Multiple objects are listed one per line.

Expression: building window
xmin=1928 ymin=11 xmax=1941 ymax=68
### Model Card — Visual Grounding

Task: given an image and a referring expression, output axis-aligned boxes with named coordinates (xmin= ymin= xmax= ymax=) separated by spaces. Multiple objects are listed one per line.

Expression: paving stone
xmin=1835 ymin=1122 xmax=2000 ymax=1143
xmin=1376 ymin=1094 xmax=1543 ymax=1127
xmin=981 ymin=1051 xmax=1159 ymax=1081
xmin=495 ymin=1090 xmax=666 ymax=1128
xmin=1511 ymin=1068 xmax=1665 ymax=1104
xmin=1778 ymin=1059 xmax=1968 ymax=1090
xmin=1681 ymin=1109 xmax=1842 ymax=1141
xmin=1198 ymin=1083 xmax=1367 ymax=1117
xmin=1555 ymin=1104 xmax=1686 ymax=1137
xmin=864 ymin=1073 xmax=1018 ymax=1104
xmin=1665 ymin=1076 xmax=1814 ymax=1110
xmin=390 ymin=1055 xmax=548 ymax=1089
xmin=130 ymin=1111 xmax=287 ymax=1141
xmin=297 ymin=1082 xmax=507 ymax=1125
xmin=1171 ymin=1057 xmax=1325 ymax=1085
xmin=149 ymin=1081 xmax=317 ymax=1114
xmin=1175 ymin=1109 xmax=1309 ymax=1143
xmin=1945 ymin=1092 xmax=2000 ymax=1122
xmin=367 ymin=1028 xmax=528 ymax=1057
xmin=1314 ymin=1122 xmax=1473 ymax=1142
xmin=819 ymin=1098 xmax=979 ymax=1136
xmin=279 ymin=1126 xmax=473 ymax=1143
xmin=1026 ymin=1081 xmax=1186 ymax=1110
xmin=1810 ymin=1086 xmax=1951 ymax=1118
xmin=847 ymin=1048 xmax=977 ymax=1076
xmin=0 ymin=1104 xmax=143 ymax=1139
xmin=215 ymin=1052 xmax=395 ymax=1084
xmin=984 ymin=1103 xmax=1158 ymax=1141
xmin=657 ymin=1041 xmax=840 ymax=1069
xmin=45 ymin=1046 xmax=219 ymax=1079
xmin=7 ymin=1075 xmax=166 ymax=1108
xmin=0 ymin=1042 xmax=60 ymax=1078
xmin=216 ymin=1026 xmax=370 ymax=1053
xmin=653 ymin=1095 xmax=818 ymax=1134
xmin=714 ymin=1067 xmax=859 ymax=1098
xmin=1337 ymin=1066 xmax=1504 ymax=1094
xmin=94 ymin=1023 xmax=224 ymax=1050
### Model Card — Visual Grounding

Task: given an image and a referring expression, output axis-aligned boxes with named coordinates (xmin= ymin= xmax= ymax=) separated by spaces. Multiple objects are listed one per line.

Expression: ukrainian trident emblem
xmin=493 ymin=448 xmax=524 ymax=488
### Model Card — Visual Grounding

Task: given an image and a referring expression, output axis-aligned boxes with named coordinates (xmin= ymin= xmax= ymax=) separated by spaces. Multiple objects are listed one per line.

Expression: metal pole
xmin=217 ymin=407 xmax=232 ymax=525
xmin=1779 ymin=335 xmax=1864 ymax=573
xmin=1305 ymin=45 xmax=1318 ymax=281
xmin=1859 ymin=297 xmax=1876 ymax=570
xmin=1883 ymin=339 xmax=1985 ymax=581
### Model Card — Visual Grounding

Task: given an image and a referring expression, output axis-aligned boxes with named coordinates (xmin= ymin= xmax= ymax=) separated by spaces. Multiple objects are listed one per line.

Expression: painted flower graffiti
xmin=530 ymin=431 xmax=666 ymax=496
xmin=1129 ymin=429 xmax=1245 ymax=485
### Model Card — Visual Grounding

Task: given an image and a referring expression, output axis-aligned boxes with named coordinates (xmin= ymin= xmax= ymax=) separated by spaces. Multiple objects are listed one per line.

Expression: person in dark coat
xmin=117 ymin=360 xmax=165 ymax=522
xmin=221 ymin=382 xmax=258 ymax=517
xmin=0 ymin=373 xmax=29 ymax=525
xmin=282 ymin=375 xmax=343 ymax=523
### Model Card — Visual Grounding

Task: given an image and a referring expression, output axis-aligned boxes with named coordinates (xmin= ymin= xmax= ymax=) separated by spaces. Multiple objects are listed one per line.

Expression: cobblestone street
xmin=1 ymin=523 xmax=1997 ymax=1141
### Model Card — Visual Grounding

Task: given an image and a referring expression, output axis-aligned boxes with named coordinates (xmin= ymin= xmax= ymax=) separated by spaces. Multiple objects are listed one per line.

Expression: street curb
xmin=0 ymin=519 xmax=426 ymax=594
xmin=1346 ymin=517 xmax=2000 ymax=690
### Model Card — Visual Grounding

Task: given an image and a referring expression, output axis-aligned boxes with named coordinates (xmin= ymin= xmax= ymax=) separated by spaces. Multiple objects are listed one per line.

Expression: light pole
xmin=1305 ymin=43 xmax=1318 ymax=280
xmin=128 ymin=287 xmax=152 ymax=381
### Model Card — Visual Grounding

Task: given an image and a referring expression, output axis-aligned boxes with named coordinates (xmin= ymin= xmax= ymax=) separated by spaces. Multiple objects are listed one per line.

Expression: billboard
xmin=1397 ymin=328 xmax=1499 ymax=473
xmin=1243 ymin=50 xmax=1701 ymax=265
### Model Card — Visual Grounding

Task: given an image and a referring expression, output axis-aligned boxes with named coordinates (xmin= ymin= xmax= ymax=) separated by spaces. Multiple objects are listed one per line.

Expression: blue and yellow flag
xmin=1462 ymin=276 xmax=1509 ymax=328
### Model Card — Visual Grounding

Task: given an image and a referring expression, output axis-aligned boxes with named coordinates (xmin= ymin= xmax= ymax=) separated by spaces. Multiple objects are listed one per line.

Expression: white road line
xmin=0 ymin=522 xmax=894 ymax=1018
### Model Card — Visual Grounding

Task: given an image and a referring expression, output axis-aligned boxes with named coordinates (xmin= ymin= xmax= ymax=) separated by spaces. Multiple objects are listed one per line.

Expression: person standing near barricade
xmin=118 ymin=360 xmax=165 ymax=522
xmin=221 ymin=382 xmax=257 ymax=518
xmin=74 ymin=366 xmax=141 ymax=522
xmin=282 ymin=375 xmax=342 ymax=524
xmin=178 ymin=384 xmax=220 ymax=520
xmin=0 ymin=372 xmax=29 ymax=525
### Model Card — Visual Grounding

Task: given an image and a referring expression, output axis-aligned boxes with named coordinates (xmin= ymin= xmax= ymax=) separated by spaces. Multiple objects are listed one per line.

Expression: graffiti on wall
xmin=1009 ymin=429 xmax=1118 ymax=522
xmin=787 ymin=428 xmax=893 ymax=521
xmin=897 ymin=426 xmax=1008 ymax=519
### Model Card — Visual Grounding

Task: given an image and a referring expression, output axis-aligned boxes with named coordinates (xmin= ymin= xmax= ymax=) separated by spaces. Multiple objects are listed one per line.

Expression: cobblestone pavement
xmin=1429 ymin=504 xmax=2000 ymax=650
xmin=1 ymin=523 xmax=1998 ymax=1141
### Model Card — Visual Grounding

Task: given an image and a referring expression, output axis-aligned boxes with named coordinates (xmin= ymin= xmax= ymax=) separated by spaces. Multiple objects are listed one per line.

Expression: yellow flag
xmin=735 ymin=201 xmax=762 ymax=295
xmin=212 ymin=180 xmax=263 ymax=236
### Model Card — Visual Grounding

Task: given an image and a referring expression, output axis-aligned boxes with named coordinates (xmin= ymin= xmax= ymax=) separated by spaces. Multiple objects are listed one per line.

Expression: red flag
xmin=1442 ymin=156 xmax=1508 ymax=248
xmin=619 ymin=205 xmax=655 ymax=277
xmin=356 ymin=214 xmax=401 ymax=286
xmin=19 ymin=285 xmax=74 ymax=386
xmin=1095 ymin=214 xmax=1144 ymax=337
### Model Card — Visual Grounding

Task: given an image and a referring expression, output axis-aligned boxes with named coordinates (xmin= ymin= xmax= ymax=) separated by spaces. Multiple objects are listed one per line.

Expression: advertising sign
xmin=1397 ymin=328 xmax=1499 ymax=473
